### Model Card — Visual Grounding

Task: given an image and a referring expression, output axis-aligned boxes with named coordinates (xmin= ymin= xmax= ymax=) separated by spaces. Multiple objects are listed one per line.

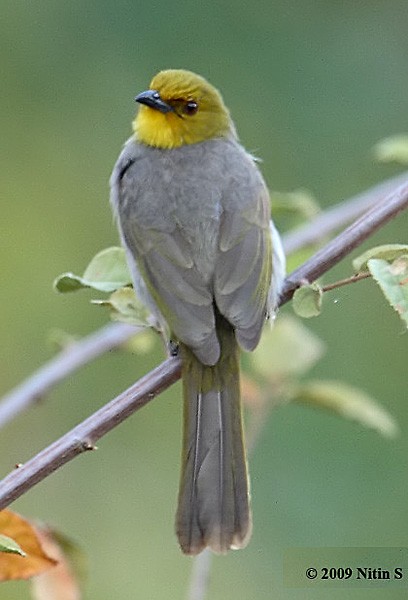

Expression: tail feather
xmin=176 ymin=322 xmax=251 ymax=555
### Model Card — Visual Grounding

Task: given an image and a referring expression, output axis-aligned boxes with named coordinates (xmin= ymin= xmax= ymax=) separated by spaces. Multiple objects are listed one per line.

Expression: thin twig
xmin=0 ymin=178 xmax=407 ymax=511
xmin=282 ymin=170 xmax=408 ymax=254
xmin=0 ymin=323 xmax=140 ymax=428
xmin=321 ymin=271 xmax=372 ymax=293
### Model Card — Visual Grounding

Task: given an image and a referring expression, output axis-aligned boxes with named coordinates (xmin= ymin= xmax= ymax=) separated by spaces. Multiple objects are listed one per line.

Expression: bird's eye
xmin=184 ymin=101 xmax=198 ymax=116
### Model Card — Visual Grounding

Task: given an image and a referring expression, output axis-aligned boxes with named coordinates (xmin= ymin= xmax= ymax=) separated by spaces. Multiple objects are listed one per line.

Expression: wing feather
xmin=215 ymin=186 xmax=272 ymax=351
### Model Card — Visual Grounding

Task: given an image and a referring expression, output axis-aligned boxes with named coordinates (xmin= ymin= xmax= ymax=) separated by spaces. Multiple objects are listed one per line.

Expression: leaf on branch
xmin=292 ymin=380 xmax=399 ymax=438
xmin=368 ymin=256 xmax=408 ymax=327
xmin=352 ymin=244 xmax=408 ymax=274
xmin=373 ymin=135 xmax=408 ymax=165
xmin=0 ymin=534 xmax=25 ymax=556
xmin=0 ymin=510 xmax=56 ymax=581
xmin=270 ymin=189 xmax=321 ymax=220
xmin=92 ymin=287 xmax=151 ymax=327
xmin=292 ymin=282 xmax=323 ymax=318
xmin=54 ymin=247 xmax=132 ymax=293
xmin=249 ymin=315 xmax=325 ymax=381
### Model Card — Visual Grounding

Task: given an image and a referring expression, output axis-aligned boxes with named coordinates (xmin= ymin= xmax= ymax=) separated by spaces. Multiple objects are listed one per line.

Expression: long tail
xmin=175 ymin=320 xmax=252 ymax=555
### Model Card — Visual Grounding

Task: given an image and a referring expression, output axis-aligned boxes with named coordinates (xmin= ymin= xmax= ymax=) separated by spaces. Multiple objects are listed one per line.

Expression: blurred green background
xmin=1 ymin=1 xmax=407 ymax=598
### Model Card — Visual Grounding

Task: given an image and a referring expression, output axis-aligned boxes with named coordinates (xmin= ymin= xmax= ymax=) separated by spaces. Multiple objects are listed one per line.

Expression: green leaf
xmin=373 ymin=135 xmax=408 ymax=165
xmin=292 ymin=283 xmax=323 ymax=318
xmin=92 ymin=287 xmax=151 ymax=327
xmin=53 ymin=273 xmax=86 ymax=293
xmin=0 ymin=534 xmax=26 ymax=556
xmin=54 ymin=247 xmax=132 ymax=293
xmin=293 ymin=380 xmax=399 ymax=438
xmin=271 ymin=189 xmax=320 ymax=220
xmin=249 ymin=315 xmax=325 ymax=380
xmin=352 ymin=244 xmax=408 ymax=274
xmin=368 ymin=256 xmax=408 ymax=327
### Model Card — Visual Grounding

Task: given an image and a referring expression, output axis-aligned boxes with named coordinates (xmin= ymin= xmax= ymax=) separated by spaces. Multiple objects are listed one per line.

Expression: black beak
xmin=135 ymin=90 xmax=173 ymax=114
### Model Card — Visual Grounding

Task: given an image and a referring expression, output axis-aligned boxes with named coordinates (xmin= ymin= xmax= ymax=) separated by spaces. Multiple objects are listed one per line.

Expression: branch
xmin=1 ymin=173 xmax=406 ymax=428
xmin=282 ymin=170 xmax=408 ymax=254
xmin=321 ymin=272 xmax=371 ymax=293
xmin=0 ymin=357 xmax=182 ymax=509
xmin=0 ymin=177 xmax=407 ymax=510
xmin=280 ymin=179 xmax=408 ymax=304
xmin=0 ymin=323 xmax=140 ymax=428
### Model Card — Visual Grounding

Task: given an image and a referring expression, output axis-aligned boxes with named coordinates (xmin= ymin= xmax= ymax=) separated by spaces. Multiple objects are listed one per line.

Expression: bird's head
xmin=133 ymin=69 xmax=234 ymax=149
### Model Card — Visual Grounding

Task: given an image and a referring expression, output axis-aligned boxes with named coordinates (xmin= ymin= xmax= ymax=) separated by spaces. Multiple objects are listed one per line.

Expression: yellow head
xmin=133 ymin=69 xmax=234 ymax=149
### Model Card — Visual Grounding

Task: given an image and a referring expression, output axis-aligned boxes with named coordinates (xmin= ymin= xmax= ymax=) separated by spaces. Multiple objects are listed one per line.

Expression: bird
xmin=110 ymin=69 xmax=285 ymax=555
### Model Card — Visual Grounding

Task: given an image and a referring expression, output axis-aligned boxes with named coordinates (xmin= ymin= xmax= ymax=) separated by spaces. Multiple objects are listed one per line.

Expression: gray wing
xmin=214 ymin=176 xmax=272 ymax=352
xmin=110 ymin=141 xmax=221 ymax=366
